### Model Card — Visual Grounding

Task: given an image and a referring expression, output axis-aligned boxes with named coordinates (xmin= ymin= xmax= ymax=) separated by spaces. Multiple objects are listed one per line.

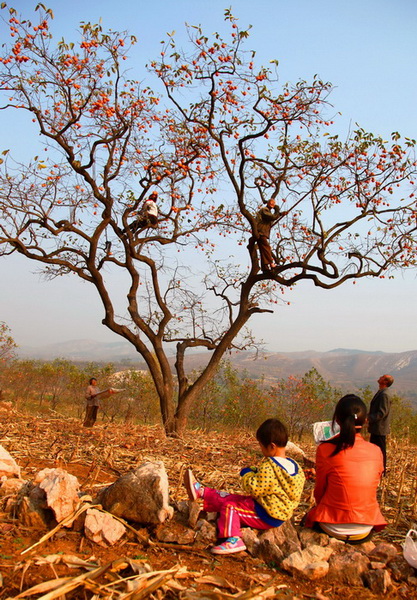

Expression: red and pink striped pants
xmin=203 ymin=487 xmax=272 ymax=539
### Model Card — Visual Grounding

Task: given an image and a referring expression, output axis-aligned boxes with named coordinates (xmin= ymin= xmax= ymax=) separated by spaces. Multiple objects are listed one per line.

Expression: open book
xmin=313 ymin=420 xmax=340 ymax=444
xmin=94 ymin=388 xmax=123 ymax=400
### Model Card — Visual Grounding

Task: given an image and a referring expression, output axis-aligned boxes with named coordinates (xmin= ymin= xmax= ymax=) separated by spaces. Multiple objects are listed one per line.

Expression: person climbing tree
xmin=252 ymin=198 xmax=287 ymax=273
xmin=124 ymin=192 xmax=159 ymax=235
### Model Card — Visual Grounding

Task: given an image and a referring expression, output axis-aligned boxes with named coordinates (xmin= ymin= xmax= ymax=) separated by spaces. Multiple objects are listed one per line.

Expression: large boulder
xmin=99 ymin=461 xmax=174 ymax=525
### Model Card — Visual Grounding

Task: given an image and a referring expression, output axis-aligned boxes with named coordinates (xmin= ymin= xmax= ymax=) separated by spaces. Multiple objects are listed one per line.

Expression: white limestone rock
xmin=84 ymin=508 xmax=126 ymax=547
xmin=35 ymin=468 xmax=80 ymax=524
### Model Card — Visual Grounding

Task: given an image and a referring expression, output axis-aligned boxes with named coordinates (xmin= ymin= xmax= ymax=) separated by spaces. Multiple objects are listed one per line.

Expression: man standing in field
xmin=368 ymin=374 xmax=394 ymax=471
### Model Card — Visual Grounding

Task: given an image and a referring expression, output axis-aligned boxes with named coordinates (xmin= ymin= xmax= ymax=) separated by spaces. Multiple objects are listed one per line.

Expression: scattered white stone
xmin=0 ymin=445 xmax=20 ymax=478
xmin=84 ymin=508 xmax=126 ymax=547
xmin=0 ymin=477 xmax=26 ymax=497
xmin=195 ymin=519 xmax=217 ymax=544
xmin=298 ymin=528 xmax=329 ymax=548
xmin=302 ymin=561 xmax=330 ymax=580
xmin=357 ymin=540 xmax=376 ymax=554
xmin=17 ymin=495 xmax=47 ymax=529
xmin=282 ymin=544 xmax=333 ymax=580
xmin=326 ymin=537 xmax=345 ymax=551
xmin=258 ymin=521 xmax=301 ymax=564
xmin=389 ymin=554 xmax=416 ymax=582
xmin=35 ymin=468 xmax=80 ymax=524
xmin=188 ymin=501 xmax=201 ymax=528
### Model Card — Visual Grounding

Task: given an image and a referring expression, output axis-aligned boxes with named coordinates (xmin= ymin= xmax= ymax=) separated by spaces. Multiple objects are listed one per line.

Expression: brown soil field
xmin=0 ymin=412 xmax=416 ymax=600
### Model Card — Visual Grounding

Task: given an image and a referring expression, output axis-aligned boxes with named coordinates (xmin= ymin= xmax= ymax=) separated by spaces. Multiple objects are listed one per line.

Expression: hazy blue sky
xmin=1 ymin=0 xmax=417 ymax=353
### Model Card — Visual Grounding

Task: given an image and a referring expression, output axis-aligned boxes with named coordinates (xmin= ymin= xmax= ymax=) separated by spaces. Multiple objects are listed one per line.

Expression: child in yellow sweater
xmin=184 ymin=418 xmax=305 ymax=555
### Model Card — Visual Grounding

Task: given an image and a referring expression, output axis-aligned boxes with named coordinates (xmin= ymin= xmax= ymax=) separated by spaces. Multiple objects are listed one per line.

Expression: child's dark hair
xmin=256 ymin=418 xmax=288 ymax=448
xmin=330 ymin=394 xmax=367 ymax=456
xmin=89 ymin=377 xmax=97 ymax=385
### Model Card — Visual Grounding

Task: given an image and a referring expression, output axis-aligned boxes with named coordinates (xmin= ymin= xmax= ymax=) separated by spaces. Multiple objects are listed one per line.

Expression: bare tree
xmin=0 ymin=6 xmax=416 ymax=434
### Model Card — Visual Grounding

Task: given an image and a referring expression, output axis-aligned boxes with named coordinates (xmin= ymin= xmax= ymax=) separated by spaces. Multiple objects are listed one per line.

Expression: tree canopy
xmin=0 ymin=5 xmax=416 ymax=433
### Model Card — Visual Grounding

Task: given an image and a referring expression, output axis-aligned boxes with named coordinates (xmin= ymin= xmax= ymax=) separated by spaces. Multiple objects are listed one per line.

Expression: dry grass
xmin=0 ymin=411 xmax=416 ymax=600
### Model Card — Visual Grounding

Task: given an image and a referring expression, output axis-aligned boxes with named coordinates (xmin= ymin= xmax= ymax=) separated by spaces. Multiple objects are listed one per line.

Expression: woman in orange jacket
xmin=305 ymin=394 xmax=386 ymax=544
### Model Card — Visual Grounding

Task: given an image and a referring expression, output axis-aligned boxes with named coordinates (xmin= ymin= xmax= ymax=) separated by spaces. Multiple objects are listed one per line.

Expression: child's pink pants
xmin=203 ymin=487 xmax=272 ymax=539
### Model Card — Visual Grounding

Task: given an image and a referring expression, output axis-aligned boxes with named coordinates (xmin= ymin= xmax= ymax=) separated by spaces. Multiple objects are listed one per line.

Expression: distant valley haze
xmin=17 ymin=339 xmax=417 ymax=407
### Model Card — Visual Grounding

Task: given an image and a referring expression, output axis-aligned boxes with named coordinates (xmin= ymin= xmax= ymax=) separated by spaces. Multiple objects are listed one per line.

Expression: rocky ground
xmin=0 ymin=411 xmax=416 ymax=600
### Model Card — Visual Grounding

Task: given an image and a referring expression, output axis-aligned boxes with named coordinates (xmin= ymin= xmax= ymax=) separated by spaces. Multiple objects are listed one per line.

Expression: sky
xmin=1 ymin=0 xmax=417 ymax=354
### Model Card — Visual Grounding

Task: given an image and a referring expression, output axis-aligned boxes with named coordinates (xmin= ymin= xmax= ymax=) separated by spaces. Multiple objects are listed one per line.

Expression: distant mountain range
xmin=18 ymin=339 xmax=417 ymax=405
xmin=19 ymin=339 xmax=139 ymax=363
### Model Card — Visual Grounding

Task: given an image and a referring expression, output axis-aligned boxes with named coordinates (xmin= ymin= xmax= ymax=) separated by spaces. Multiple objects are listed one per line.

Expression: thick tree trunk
xmin=164 ymin=416 xmax=185 ymax=437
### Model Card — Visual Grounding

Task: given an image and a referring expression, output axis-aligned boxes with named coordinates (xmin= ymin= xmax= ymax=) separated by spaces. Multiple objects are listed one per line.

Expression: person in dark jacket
xmin=251 ymin=198 xmax=287 ymax=273
xmin=368 ymin=374 xmax=394 ymax=471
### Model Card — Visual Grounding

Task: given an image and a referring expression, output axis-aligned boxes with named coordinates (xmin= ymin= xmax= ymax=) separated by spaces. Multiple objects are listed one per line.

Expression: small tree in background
xmin=390 ymin=394 xmax=417 ymax=444
xmin=0 ymin=321 xmax=17 ymax=363
xmin=0 ymin=320 xmax=17 ymax=401
xmin=1 ymin=6 xmax=417 ymax=434
xmin=272 ymin=369 xmax=340 ymax=439
xmin=0 ymin=357 xmax=116 ymax=416
xmin=189 ymin=361 xmax=271 ymax=431
xmin=104 ymin=368 xmax=160 ymax=424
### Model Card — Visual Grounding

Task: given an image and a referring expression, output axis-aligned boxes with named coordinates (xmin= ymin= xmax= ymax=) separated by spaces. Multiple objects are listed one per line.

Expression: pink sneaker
xmin=184 ymin=469 xmax=203 ymax=501
xmin=210 ymin=537 xmax=247 ymax=555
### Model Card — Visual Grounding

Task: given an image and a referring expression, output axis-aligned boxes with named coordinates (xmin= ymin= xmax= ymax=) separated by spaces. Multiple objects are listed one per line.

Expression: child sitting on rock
xmin=184 ymin=418 xmax=305 ymax=555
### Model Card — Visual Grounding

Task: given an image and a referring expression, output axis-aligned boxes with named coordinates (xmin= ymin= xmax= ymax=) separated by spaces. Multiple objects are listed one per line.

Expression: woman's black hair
xmin=256 ymin=418 xmax=288 ymax=448
xmin=329 ymin=394 xmax=367 ymax=456
xmin=89 ymin=377 xmax=97 ymax=385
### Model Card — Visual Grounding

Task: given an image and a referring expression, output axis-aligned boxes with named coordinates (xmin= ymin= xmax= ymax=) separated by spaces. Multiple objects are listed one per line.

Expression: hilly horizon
xmin=17 ymin=338 xmax=417 ymax=406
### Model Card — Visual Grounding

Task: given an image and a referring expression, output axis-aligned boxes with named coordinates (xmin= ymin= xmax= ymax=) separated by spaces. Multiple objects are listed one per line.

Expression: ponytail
xmin=330 ymin=394 xmax=367 ymax=456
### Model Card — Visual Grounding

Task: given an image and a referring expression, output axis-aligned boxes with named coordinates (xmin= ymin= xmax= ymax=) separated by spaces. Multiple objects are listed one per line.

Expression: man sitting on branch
xmin=252 ymin=198 xmax=287 ymax=274
xmin=124 ymin=191 xmax=159 ymax=235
